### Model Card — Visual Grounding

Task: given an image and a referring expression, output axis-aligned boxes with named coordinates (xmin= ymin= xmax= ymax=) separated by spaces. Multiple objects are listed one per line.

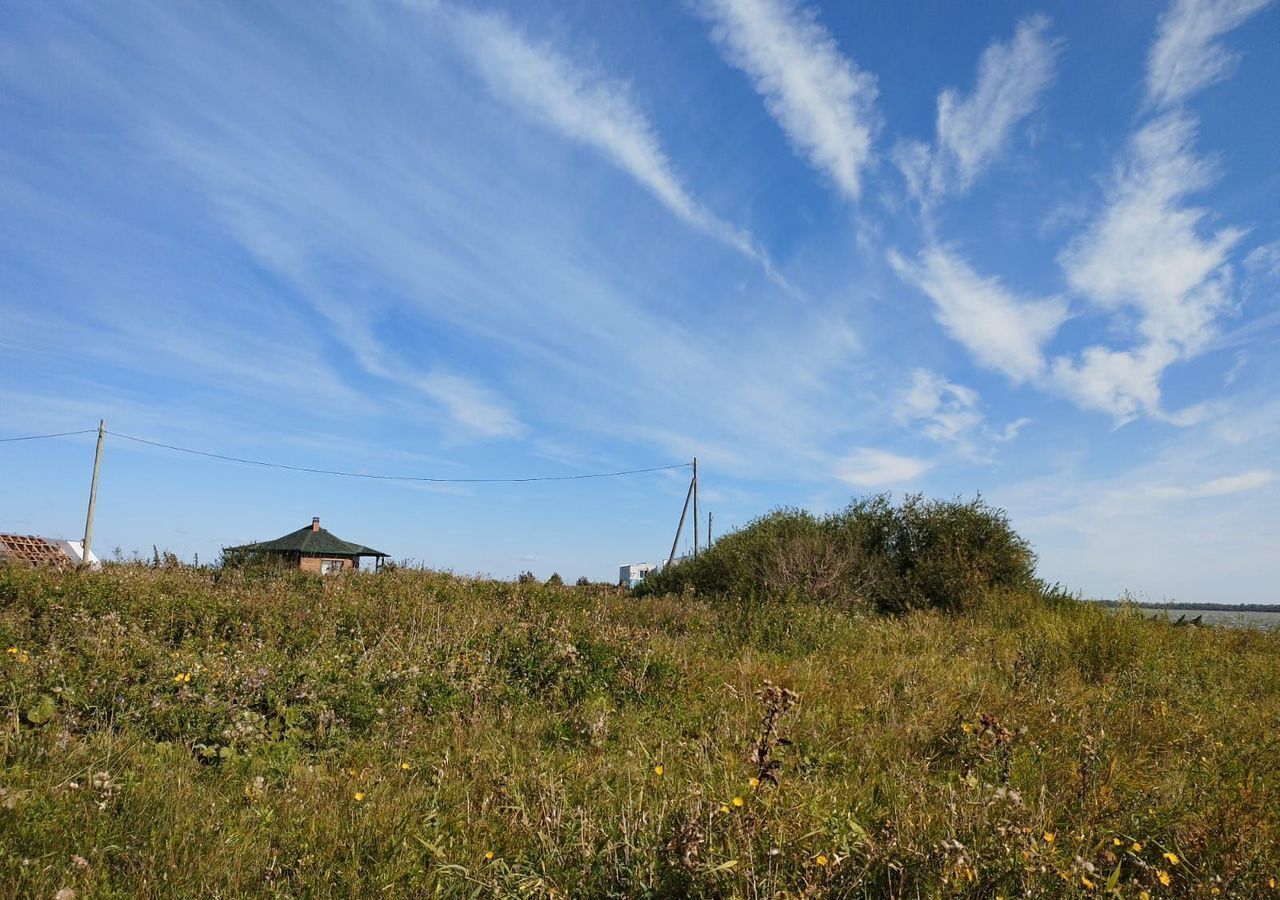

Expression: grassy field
xmin=2 ymin=564 xmax=1278 ymax=898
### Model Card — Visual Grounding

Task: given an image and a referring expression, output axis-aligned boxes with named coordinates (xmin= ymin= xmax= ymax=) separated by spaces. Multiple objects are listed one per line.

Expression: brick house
xmin=223 ymin=517 xmax=388 ymax=573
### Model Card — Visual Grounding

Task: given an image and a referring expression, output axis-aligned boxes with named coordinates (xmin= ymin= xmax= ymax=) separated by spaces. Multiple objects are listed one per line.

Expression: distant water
xmin=1143 ymin=608 xmax=1280 ymax=630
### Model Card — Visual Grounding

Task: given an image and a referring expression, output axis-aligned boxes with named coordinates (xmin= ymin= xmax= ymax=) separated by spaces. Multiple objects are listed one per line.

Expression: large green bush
xmin=638 ymin=494 xmax=1037 ymax=613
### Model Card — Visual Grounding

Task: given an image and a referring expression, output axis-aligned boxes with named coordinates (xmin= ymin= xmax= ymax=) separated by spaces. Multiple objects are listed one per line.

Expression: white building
xmin=619 ymin=562 xmax=656 ymax=588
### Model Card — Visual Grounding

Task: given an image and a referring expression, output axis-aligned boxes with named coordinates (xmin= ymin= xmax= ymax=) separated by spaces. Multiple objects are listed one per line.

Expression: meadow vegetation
xmin=1 ymin=499 xmax=1278 ymax=897
xmin=638 ymin=495 xmax=1039 ymax=614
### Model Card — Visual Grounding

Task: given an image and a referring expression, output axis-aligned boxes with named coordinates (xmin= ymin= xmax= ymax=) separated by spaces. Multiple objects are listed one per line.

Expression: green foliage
xmin=639 ymin=494 xmax=1037 ymax=614
xmin=1 ymin=563 xmax=1277 ymax=897
xmin=545 ymin=572 xmax=564 ymax=586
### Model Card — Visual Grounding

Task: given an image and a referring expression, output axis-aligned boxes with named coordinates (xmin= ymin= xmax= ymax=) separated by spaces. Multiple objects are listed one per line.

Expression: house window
xmin=320 ymin=559 xmax=345 ymax=574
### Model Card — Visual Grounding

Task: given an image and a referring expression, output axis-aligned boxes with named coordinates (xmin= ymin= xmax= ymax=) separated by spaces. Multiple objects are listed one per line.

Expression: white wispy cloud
xmin=834 ymin=448 xmax=933 ymax=487
xmin=889 ymin=246 xmax=1069 ymax=384
xmin=898 ymin=369 xmax=982 ymax=443
xmin=412 ymin=372 xmax=526 ymax=441
xmin=896 ymin=15 xmax=1060 ymax=203
xmin=897 ymin=369 xmax=1033 ymax=457
xmin=992 ymin=411 xmax=1280 ymax=603
xmin=1146 ymin=467 xmax=1273 ymax=499
xmin=450 ymin=9 xmax=772 ymax=269
xmin=1146 ymin=0 xmax=1274 ymax=109
xmin=697 ymin=0 xmax=878 ymax=201
xmin=1054 ymin=112 xmax=1244 ymax=422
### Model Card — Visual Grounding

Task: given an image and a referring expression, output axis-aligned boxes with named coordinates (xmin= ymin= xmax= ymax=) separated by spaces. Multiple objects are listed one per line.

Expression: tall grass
xmin=2 ymin=564 xmax=1277 ymax=897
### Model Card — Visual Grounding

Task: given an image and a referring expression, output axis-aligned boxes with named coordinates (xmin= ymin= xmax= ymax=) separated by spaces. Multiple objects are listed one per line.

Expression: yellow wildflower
xmin=400 ymin=762 xmax=412 ymax=771
xmin=732 ymin=796 xmax=744 ymax=807
xmin=352 ymin=791 xmax=365 ymax=802
xmin=1139 ymin=892 xmax=1151 ymax=900
xmin=961 ymin=722 xmax=974 ymax=734
xmin=1157 ymin=869 xmax=1171 ymax=886
xmin=1081 ymin=875 xmax=1096 ymax=890
xmin=1163 ymin=852 xmax=1179 ymax=865
xmin=1211 ymin=887 xmax=1220 ymax=896
xmin=1043 ymin=832 xmax=1055 ymax=844
xmin=173 ymin=672 xmax=191 ymax=684
xmin=7 ymin=647 xmax=30 ymax=664
xmin=1113 ymin=837 xmax=1122 ymax=846
xmin=719 ymin=804 xmax=730 ymax=814
xmin=748 ymin=777 xmax=760 ymax=789
xmin=815 ymin=854 xmax=828 ymax=866
xmin=484 ymin=851 xmax=494 ymax=861
xmin=1132 ymin=842 xmax=1143 ymax=852
xmin=653 ymin=764 xmax=664 ymax=777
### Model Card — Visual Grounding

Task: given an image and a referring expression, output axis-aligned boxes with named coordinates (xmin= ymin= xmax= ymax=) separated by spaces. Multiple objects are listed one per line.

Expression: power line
xmin=106 ymin=430 xmax=690 ymax=484
xmin=0 ymin=429 xmax=98 ymax=443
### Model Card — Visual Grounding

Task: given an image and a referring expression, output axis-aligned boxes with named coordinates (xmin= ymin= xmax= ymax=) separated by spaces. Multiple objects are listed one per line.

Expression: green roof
xmin=227 ymin=522 xmax=387 ymax=557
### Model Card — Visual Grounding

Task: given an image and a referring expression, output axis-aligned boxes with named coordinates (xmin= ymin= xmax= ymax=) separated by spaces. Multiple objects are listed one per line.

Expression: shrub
xmin=546 ymin=572 xmax=564 ymax=586
xmin=638 ymin=494 xmax=1037 ymax=614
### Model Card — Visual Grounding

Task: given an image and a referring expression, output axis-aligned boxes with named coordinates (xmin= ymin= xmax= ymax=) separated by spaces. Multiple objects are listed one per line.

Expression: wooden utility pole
xmin=692 ymin=457 xmax=699 ymax=557
xmin=81 ymin=419 xmax=105 ymax=566
xmin=667 ymin=471 xmax=695 ymax=568
xmin=708 ymin=511 xmax=713 ymax=549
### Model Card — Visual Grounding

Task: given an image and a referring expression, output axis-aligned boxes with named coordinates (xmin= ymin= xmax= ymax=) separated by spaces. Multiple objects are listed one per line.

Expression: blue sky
xmin=1 ymin=0 xmax=1278 ymax=602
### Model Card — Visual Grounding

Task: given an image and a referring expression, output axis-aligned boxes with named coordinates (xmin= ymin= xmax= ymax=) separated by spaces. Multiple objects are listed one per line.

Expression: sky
xmin=1 ymin=0 xmax=1278 ymax=603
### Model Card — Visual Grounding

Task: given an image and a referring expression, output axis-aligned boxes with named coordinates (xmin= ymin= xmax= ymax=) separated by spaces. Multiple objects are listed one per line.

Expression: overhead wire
xmin=0 ymin=429 xmax=98 ymax=442
xmin=104 ymin=430 xmax=689 ymax=484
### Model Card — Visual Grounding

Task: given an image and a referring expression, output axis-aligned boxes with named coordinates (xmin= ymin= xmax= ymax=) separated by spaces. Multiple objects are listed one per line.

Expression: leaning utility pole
xmin=81 ymin=419 xmax=105 ymax=566
xmin=667 ymin=468 xmax=695 ymax=568
xmin=692 ymin=457 xmax=699 ymax=557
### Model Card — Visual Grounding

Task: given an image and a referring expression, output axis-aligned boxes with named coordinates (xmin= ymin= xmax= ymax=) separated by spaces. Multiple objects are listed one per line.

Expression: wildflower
xmin=484 ymin=851 xmax=494 ymax=861
xmin=400 ymin=762 xmax=412 ymax=771
xmin=6 ymin=647 xmax=30 ymax=664
xmin=732 ymin=796 xmax=744 ymax=807
xmin=719 ymin=804 xmax=730 ymax=814
xmin=352 ymin=791 xmax=365 ymax=802
xmin=1081 ymin=875 xmax=1095 ymax=890
xmin=1211 ymin=887 xmax=1221 ymax=896
xmin=1043 ymin=832 xmax=1055 ymax=844
xmin=652 ymin=764 xmax=663 ymax=777
xmin=961 ymin=722 xmax=974 ymax=734
xmin=173 ymin=672 xmax=191 ymax=684
xmin=815 ymin=854 xmax=828 ymax=866
xmin=1163 ymin=852 xmax=1179 ymax=865
xmin=1157 ymin=869 xmax=1172 ymax=886
xmin=1139 ymin=893 xmax=1151 ymax=900
xmin=1113 ymin=837 xmax=1122 ymax=846
xmin=1132 ymin=842 xmax=1143 ymax=852
xmin=748 ymin=777 xmax=760 ymax=789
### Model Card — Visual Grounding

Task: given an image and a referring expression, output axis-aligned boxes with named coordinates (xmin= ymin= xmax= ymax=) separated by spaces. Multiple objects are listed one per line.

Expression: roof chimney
xmin=312 ymin=517 xmax=320 ymax=532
